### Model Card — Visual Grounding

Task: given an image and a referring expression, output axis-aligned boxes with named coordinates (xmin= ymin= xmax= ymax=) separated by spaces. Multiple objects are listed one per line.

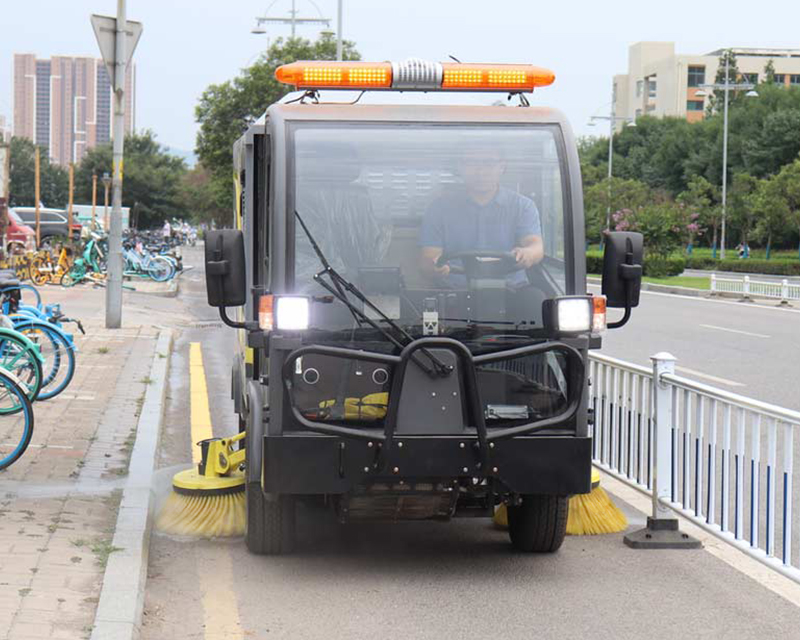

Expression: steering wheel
xmin=436 ymin=250 xmax=521 ymax=277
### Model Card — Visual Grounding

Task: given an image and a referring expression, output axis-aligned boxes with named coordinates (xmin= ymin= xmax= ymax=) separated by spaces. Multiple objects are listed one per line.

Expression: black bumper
xmin=262 ymin=433 xmax=592 ymax=496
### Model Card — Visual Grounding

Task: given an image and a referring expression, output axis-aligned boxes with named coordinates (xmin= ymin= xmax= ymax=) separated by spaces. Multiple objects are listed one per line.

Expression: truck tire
xmin=245 ymin=482 xmax=295 ymax=555
xmin=507 ymin=494 xmax=568 ymax=553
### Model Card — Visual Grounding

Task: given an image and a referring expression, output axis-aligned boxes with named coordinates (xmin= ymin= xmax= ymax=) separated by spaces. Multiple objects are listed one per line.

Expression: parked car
xmin=12 ymin=207 xmax=82 ymax=245
xmin=5 ymin=209 xmax=36 ymax=250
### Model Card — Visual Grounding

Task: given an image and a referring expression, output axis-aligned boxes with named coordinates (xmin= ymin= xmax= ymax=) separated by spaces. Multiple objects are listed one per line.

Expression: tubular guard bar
xmin=281 ymin=338 xmax=585 ymax=471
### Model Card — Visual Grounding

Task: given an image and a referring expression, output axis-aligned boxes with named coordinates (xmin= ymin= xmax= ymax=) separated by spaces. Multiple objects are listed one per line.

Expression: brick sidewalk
xmin=0 ymin=283 xmax=175 ymax=640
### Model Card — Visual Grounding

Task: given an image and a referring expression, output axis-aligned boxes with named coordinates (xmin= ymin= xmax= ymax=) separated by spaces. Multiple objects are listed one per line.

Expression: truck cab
xmin=205 ymin=60 xmax=642 ymax=555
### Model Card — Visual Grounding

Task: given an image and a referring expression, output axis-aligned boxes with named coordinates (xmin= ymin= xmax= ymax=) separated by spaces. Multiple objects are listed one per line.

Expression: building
xmin=612 ymin=42 xmax=800 ymax=128
xmin=12 ymin=53 xmax=135 ymax=166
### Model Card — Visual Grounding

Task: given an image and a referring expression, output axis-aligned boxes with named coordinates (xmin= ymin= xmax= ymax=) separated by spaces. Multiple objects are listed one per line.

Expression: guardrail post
xmin=781 ymin=279 xmax=789 ymax=306
xmin=743 ymin=275 xmax=751 ymax=299
xmin=624 ymin=352 xmax=702 ymax=549
xmin=710 ymin=273 xmax=717 ymax=295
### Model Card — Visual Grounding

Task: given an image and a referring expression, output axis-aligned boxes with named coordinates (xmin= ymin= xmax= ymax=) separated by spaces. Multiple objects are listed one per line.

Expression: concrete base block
xmin=624 ymin=517 xmax=703 ymax=550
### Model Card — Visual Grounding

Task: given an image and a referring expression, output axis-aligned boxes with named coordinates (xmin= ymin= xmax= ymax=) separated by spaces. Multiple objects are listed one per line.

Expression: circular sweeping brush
xmin=493 ymin=469 xmax=628 ymax=535
xmin=155 ymin=434 xmax=247 ymax=537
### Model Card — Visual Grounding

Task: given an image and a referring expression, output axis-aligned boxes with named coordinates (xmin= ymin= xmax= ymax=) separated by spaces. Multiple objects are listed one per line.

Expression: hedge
xmin=685 ymin=258 xmax=800 ymax=276
xmin=586 ymin=252 xmax=684 ymax=277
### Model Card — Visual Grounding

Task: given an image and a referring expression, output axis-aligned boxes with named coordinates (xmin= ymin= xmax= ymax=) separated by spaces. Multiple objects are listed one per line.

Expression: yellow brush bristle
xmin=155 ymin=491 xmax=246 ymax=538
xmin=492 ymin=484 xmax=628 ymax=535
xmin=567 ymin=485 xmax=627 ymax=535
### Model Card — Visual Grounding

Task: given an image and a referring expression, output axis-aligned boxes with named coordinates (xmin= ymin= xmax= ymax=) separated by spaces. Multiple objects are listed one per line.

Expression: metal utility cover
xmin=91 ymin=14 xmax=143 ymax=86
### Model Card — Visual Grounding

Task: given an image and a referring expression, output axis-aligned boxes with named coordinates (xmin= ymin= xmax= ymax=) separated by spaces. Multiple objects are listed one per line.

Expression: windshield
xmin=291 ymin=123 xmax=569 ymax=340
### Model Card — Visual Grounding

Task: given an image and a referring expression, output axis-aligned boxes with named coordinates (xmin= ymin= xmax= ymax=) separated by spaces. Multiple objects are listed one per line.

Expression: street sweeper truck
xmin=185 ymin=59 xmax=644 ymax=554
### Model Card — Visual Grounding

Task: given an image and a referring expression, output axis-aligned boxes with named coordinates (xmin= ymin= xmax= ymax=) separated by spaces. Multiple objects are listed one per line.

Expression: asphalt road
xmin=141 ymin=248 xmax=800 ymax=640
xmin=593 ymin=285 xmax=800 ymax=411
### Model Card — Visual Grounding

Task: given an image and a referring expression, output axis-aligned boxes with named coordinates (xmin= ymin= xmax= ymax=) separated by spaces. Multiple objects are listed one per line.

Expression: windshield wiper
xmin=295 ymin=211 xmax=452 ymax=378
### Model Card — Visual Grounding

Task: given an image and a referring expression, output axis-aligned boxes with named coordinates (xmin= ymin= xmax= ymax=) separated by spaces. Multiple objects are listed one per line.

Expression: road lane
xmin=140 ymin=248 xmax=800 ymax=640
xmin=594 ymin=286 xmax=800 ymax=410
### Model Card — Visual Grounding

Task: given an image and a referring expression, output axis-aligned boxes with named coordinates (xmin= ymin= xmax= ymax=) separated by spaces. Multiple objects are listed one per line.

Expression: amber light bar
xmin=275 ymin=62 xmax=392 ymax=89
xmin=274 ymin=59 xmax=555 ymax=92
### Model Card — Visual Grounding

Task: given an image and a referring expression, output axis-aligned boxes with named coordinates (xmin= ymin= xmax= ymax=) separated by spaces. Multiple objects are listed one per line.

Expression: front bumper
xmin=262 ymin=433 xmax=592 ymax=496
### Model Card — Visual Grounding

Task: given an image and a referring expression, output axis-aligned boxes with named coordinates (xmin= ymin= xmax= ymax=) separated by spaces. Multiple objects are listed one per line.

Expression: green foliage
xmin=178 ymin=165 xmax=228 ymax=226
xmin=750 ymin=175 xmax=790 ymax=255
xmin=75 ymin=130 xmax=187 ymax=228
xmin=685 ymin=256 xmax=800 ymax=275
xmin=195 ymin=33 xmax=361 ymax=214
xmin=585 ymin=250 xmax=685 ymax=277
xmin=764 ymin=59 xmax=776 ymax=84
xmin=583 ymin=177 xmax=650 ymax=242
xmin=612 ymin=202 xmax=686 ymax=259
xmin=7 ymin=137 xmax=69 ymax=207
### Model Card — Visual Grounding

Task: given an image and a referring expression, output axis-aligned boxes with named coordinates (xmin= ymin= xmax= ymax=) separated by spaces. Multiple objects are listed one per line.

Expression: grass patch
xmin=71 ymin=537 xmax=122 ymax=568
xmin=589 ymin=274 xmax=710 ymax=291
xmin=139 ymin=376 xmax=153 ymax=385
xmin=96 ymin=347 xmax=109 ymax=355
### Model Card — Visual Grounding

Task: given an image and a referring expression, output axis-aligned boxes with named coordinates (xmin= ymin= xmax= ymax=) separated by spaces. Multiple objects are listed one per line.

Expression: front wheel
xmin=507 ymin=494 xmax=569 ymax=553
xmin=0 ymin=371 xmax=35 ymax=471
xmin=60 ymin=272 xmax=76 ymax=288
xmin=245 ymin=482 xmax=296 ymax=555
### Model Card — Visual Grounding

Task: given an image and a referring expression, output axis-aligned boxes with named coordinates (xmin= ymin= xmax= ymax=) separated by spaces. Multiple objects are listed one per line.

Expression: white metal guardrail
xmin=710 ymin=274 xmax=800 ymax=302
xmin=589 ymin=351 xmax=800 ymax=582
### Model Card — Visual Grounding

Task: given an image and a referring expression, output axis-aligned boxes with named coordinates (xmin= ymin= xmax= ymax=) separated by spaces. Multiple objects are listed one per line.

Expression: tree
xmin=742 ymin=109 xmax=800 ymax=177
xmin=75 ymin=130 xmax=187 ymax=228
xmin=583 ymin=177 xmax=650 ymax=243
xmin=613 ymin=202 xmax=685 ymax=260
xmin=7 ymin=137 xmax=69 ymax=208
xmin=195 ymin=33 xmax=361 ymax=215
xmin=677 ymin=176 xmax=719 ymax=253
xmin=774 ymin=159 xmax=800 ymax=258
xmin=708 ymin=49 xmax=741 ymax=115
xmin=177 ymin=165 xmax=228 ymax=227
xmin=727 ymin=172 xmax=758 ymax=249
xmin=764 ymin=59 xmax=776 ymax=84
xmin=751 ymin=175 xmax=789 ymax=259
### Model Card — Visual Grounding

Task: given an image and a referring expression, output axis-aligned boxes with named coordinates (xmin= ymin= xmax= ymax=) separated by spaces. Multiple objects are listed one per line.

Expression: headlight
xmin=275 ymin=296 xmax=310 ymax=331
xmin=555 ymin=296 xmax=592 ymax=333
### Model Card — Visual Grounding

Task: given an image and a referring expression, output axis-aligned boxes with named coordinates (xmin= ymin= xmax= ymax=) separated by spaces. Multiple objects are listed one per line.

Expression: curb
xmin=90 ymin=329 xmax=173 ymax=640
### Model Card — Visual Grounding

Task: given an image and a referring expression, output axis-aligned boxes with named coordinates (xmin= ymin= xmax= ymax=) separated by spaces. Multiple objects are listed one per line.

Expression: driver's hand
xmin=433 ymin=263 xmax=450 ymax=277
xmin=512 ymin=245 xmax=540 ymax=269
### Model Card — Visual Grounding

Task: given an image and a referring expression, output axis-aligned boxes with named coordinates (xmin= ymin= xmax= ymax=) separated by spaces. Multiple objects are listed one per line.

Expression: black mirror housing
xmin=602 ymin=232 xmax=643 ymax=309
xmin=205 ymin=230 xmax=246 ymax=308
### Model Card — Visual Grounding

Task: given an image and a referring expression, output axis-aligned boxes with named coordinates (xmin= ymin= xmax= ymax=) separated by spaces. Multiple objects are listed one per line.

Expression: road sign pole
xmin=105 ymin=0 xmax=127 ymax=328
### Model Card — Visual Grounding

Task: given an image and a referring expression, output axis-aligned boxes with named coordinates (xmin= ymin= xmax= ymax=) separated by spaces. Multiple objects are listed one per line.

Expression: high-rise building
xmin=613 ymin=42 xmax=800 ymax=128
xmin=12 ymin=53 xmax=135 ymax=166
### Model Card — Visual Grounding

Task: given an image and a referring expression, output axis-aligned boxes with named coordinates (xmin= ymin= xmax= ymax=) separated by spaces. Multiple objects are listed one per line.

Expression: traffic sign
xmin=91 ymin=14 xmax=143 ymax=86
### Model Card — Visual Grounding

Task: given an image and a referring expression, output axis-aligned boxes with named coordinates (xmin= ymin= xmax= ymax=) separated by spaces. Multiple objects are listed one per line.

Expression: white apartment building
xmin=613 ymin=42 xmax=800 ymax=128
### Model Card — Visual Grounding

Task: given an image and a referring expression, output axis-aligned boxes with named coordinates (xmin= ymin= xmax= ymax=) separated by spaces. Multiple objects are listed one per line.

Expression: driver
xmin=419 ymin=145 xmax=543 ymax=287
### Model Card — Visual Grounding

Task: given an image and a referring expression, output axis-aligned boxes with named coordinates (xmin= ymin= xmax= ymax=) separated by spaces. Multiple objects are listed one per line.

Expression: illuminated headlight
xmin=555 ymin=297 xmax=592 ymax=333
xmin=275 ymin=296 xmax=310 ymax=331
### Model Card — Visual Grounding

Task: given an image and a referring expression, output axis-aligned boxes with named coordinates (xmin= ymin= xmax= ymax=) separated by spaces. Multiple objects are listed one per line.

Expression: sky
xmin=2 ymin=0 xmax=800 ymax=157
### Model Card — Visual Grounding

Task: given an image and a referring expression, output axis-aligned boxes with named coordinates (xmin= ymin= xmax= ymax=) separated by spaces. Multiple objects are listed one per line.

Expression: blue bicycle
xmin=0 ymin=369 xmax=35 ymax=471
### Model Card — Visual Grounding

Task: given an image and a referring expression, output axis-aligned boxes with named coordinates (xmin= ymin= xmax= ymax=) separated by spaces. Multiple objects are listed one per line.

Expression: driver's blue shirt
xmin=419 ymin=187 xmax=542 ymax=288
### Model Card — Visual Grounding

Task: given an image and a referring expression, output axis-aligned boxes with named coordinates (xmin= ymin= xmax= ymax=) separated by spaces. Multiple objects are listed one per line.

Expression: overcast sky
xmin=2 ymin=0 xmax=799 ymax=156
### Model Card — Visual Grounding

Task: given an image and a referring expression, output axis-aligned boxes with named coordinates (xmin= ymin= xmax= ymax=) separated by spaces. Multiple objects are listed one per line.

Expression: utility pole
xmin=336 ymin=0 xmax=343 ymax=60
xmin=92 ymin=3 xmax=142 ymax=328
xmin=92 ymin=173 xmax=98 ymax=229
xmin=102 ymin=171 xmax=111 ymax=231
xmin=34 ymin=147 xmax=40 ymax=248
xmin=68 ymin=163 xmax=74 ymax=241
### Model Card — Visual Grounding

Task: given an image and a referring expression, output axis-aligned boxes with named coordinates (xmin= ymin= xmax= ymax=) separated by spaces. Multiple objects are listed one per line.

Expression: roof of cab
xmin=265 ymin=102 xmax=570 ymax=127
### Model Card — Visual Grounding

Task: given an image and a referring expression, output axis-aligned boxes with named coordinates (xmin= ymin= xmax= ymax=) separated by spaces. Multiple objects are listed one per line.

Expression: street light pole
xmin=606 ymin=103 xmax=615 ymax=234
xmin=721 ymin=56 xmax=730 ymax=260
xmin=696 ymin=51 xmax=758 ymax=261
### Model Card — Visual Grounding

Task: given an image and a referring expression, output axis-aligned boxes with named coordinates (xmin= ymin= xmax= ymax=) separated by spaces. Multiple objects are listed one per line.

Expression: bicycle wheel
xmin=0 ymin=333 xmax=43 ymax=403
xmin=60 ymin=272 xmax=76 ymax=288
xmin=29 ymin=257 xmax=50 ymax=286
xmin=0 ymin=370 xmax=35 ymax=471
xmin=16 ymin=324 xmax=75 ymax=401
xmin=14 ymin=263 xmax=29 ymax=282
xmin=148 ymin=258 xmax=172 ymax=282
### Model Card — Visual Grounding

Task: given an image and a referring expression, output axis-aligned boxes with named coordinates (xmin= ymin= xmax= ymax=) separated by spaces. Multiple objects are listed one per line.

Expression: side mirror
xmin=602 ymin=232 xmax=643 ymax=328
xmin=205 ymin=230 xmax=246 ymax=308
